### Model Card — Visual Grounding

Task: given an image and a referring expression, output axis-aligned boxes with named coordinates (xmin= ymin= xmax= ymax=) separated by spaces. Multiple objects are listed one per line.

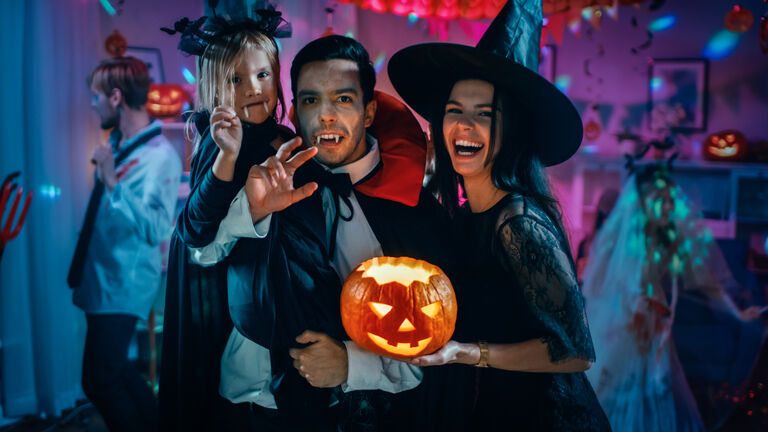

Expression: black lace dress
xmin=414 ymin=194 xmax=611 ymax=431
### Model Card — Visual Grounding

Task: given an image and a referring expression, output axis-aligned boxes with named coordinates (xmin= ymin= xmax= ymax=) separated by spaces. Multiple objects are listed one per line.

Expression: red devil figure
xmin=0 ymin=171 xmax=33 ymax=263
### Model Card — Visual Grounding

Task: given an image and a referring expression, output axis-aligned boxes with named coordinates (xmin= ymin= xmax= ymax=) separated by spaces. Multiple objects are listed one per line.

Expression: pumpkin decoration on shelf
xmin=146 ymin=84 xmax=189 ymax=119
xmin=703 ymin=129 xmax=748 ymax=161
xmin=341 ymin=256 xmax=457 ymax=360
xmin=725 ymin=4 xmax=754 ymax=33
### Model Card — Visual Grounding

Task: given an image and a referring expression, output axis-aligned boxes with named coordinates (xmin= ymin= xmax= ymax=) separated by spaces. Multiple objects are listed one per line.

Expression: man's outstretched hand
xmin=245 ymin=137 xmax=318 ymax=222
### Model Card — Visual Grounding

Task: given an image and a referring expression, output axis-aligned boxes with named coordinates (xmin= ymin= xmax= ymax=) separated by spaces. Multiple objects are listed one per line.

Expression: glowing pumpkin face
xmin=146 ymin=84 xmax=189 ymax=119
xmin=725 ymin=5 xmax=753 ymax=33
xmin=703 ymin=129 xmax=747 ymax=161
xmin=340 ymin=256 xmax=457 ymax=360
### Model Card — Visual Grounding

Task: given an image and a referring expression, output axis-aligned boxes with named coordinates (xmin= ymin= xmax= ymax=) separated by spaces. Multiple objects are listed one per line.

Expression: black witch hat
xmin=388 ymin=0 xmax=582 ymax=166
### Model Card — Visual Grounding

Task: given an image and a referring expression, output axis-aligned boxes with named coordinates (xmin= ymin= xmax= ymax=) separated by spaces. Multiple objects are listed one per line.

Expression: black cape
xmin=158 ymin=117 xmax=282 ymax=431
xmin=225 ymin=158 xmax=454 ymax=430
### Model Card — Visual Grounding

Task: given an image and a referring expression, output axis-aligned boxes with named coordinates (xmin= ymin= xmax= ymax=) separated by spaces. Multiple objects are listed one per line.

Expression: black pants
xmin=82 ymin=313 xmax=157 ymax=432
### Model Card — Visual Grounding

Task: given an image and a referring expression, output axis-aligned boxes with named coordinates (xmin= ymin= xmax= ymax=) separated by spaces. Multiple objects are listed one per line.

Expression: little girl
xmin=159 ymin=8 xmax=294 ymax=431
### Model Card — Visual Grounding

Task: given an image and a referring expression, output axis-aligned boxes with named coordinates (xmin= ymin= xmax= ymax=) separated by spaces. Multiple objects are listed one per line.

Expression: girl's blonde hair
xmin=187 ymin=29 xmax=285 ymax=151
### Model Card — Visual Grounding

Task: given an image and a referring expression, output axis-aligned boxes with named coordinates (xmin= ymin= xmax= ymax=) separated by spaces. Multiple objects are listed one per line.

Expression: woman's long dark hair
xmin=431 ymin=82 xmax=570 ymax=243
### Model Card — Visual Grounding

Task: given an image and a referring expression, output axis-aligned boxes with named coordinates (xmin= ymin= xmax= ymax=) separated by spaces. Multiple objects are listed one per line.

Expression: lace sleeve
xmin=497 ymin=215 xmax=596 ymax=362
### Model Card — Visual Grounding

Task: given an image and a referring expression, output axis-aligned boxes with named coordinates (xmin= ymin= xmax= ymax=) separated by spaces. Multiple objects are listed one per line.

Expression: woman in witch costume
xmin=388 ymin=0 xmax=611 ymax=429
xmin=157 ymin=6 xmax=295 ymax=430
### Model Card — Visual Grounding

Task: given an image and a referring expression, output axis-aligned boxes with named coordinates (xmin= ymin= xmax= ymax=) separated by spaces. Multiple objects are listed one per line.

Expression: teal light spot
xmin=681 ymin=238 xmax=692 ymax=254
xmin=670 ymin=254 xmax=683 ymax=274
xmin=667 ymin=229 xmax=677 ymax=241
xmin=554 ymin=75 xmax=571 ymax=92
xmin=653 ymin=198 xmax=663 ymax=219
xmin=673 ymin=201 xmax=690 ymax=220
xmin=581 ymin=8 xmax=593 ymax=20
xmin=703 ymin=29 xmax=740 ymax=60
xmin=647 ymin=283 xmax=654 ymax=297
xmin=373 ymin=53 xmax=386 ymax=75
xmin=650 ymin=77 xmax=663 ymax=92
xmin=693 ymin=257 xmax=703 ymax=267
xmin=39 ymin=184 xmax=62 ymax=199
xmin=407 ymin=13 xmax=419 ymax=25
xmin=99 ymin=0 xmax=116 ymax=15
xmin=655 ymin=178 xmax=667 ymax=189
xmin=653 ymin=251 xmax=662 ymax=263
xmin=182 ymin=67 xmax=195 ymax=84
xmin=648 ymin=15 xmax=677 ymax=32
xmin=345 ymin=31 xmax=355 ymax=39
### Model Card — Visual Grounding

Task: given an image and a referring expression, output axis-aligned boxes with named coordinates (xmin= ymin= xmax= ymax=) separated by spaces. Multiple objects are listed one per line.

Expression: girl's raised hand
xmin=210 ymin=106 xmax=242 ymax=157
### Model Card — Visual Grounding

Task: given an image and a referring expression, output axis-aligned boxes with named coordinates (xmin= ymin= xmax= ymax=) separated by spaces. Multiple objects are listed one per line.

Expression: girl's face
xmin=229 ymin=47 xmax=278 ymax=124
xmin=442 ymin=79 xmax=502 ymax=180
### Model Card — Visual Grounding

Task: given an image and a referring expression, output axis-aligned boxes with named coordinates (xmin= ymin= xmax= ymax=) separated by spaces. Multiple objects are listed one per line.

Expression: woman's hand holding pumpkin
xmin=408 ymin=340 xmax=480 ymax=366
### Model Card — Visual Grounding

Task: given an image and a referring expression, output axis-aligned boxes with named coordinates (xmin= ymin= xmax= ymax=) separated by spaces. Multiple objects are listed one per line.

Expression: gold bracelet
xmin=476 ymin=341 xmax=489 ymax=368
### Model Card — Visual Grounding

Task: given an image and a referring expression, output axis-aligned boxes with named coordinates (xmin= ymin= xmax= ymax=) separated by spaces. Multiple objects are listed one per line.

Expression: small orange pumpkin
xmin=104 ymin=30 xmax=127 ymax=58
xmin=703 ymin=129 xmax=748 ymax=161
xmin=725 ymin=4 xmax=753 ymax=33
xmin=146 ymin=84 xmax=189 ymax=119
xmin=340 ymin=256 xmax=457 ymax=360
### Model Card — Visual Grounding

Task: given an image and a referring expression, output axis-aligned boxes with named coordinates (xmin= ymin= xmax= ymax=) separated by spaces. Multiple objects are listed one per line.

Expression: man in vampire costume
xmin=189 ymin=35 xmax=454 ymax=430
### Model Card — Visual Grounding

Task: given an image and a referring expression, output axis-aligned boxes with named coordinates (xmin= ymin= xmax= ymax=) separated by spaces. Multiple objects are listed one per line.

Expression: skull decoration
xmin=703 ymin=129 xmax=748 ymax=161
xmin=341 ymin=256 xmax=457 ymax=360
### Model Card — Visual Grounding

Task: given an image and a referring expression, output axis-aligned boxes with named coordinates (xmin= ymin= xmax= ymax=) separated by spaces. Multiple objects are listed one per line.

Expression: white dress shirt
xmin=189 ymin=136 xmax=422 ymax=407
xmin=73 ymin=121 xmax=182 ymax=320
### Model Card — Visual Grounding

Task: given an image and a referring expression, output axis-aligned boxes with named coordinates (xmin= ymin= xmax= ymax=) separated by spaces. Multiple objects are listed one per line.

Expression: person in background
xmin=68 ymin=56 xmax=182 ymax=432
xmin=582 ymin=161 xmax=763 ymax=431
xmin=576 ymin=188 xmax=619 ymax=284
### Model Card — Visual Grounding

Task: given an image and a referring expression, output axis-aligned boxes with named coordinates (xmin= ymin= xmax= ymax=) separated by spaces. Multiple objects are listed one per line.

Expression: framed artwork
xmin=648 ymin=58 xmax=709 ymax=132
xmin=125 ymin=46 xmax=165 ymax=84
xmin=539 ymin=44 xmax=556 ymax=82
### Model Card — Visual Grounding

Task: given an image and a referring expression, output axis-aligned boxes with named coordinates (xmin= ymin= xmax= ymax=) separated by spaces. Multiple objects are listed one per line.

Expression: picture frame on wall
xmin=125 ymin=46 xmax=165 ymax=84
xmin=539 ymin=44 xmax=556 ymax=82
xmin=648 ymin=58 xmax=709 ymax=132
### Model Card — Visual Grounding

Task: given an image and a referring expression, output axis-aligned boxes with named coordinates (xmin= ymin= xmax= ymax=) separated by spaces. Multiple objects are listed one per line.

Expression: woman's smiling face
xmin=442 ymin=79 xmax=502 ymax=180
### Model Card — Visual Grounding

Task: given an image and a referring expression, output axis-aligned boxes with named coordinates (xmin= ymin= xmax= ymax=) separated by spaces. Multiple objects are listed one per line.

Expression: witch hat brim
xmin=388 ymin=3 xmax=582 ymax=167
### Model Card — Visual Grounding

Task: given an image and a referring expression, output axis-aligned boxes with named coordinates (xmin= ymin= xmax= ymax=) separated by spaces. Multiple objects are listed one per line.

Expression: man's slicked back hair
xmin=290 ymin=35 xmax=375 ymax=104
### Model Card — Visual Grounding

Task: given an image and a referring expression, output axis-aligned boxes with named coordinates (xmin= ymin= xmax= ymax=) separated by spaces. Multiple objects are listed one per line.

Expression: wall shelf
xmin=548 ymin=152 xmax=768 ymax=250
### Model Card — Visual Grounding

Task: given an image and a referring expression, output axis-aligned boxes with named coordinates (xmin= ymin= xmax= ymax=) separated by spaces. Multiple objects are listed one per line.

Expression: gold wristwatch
xmin=476 ymin=341 xmax=489 ymax=368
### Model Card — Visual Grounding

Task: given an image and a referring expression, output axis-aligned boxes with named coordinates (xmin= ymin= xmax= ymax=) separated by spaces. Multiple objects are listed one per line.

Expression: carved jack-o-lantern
xmin=341 ymin=256 xmax=457 ymax=360
xmin=146 ymin=84 xmax=189 ymax=119
xmin=703 ymin=129 xmax=748 ymax=161
xmin=104 ymin=30 xmax=127 ymax=58
xmin=725 ymin=4 xmax=754 ymax=33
